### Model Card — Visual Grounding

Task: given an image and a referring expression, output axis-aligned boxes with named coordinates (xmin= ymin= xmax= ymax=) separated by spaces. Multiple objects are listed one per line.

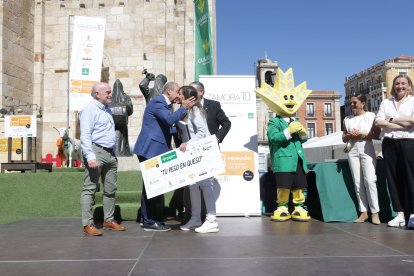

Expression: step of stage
xmin=93 ymin=202 xmax=140 ymax=222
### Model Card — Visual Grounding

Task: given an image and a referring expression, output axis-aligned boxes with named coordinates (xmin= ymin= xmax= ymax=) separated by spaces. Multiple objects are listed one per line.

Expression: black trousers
xmin=137 ymin=155 xmax=164 ymax=224
xmin=382 ymin=138 xmax=414 ymax=214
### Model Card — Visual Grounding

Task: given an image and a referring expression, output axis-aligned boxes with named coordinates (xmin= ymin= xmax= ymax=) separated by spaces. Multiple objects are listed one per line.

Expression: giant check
xmin=140 ymin=135 xmax=226 ymax=199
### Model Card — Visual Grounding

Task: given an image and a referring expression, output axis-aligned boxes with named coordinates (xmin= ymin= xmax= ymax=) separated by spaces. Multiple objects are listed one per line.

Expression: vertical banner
xmin=200 ymin=76 xmax=261 ymax=216
xmin=194 ymin=0 xmax=213 ymax=81
xmin=69 ymin=16 xmax=106 ymax=111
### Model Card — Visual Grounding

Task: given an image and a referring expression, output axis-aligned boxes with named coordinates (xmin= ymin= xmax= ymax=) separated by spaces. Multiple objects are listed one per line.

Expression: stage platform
xmin=0 ymin=217 xmax=413 ymax=275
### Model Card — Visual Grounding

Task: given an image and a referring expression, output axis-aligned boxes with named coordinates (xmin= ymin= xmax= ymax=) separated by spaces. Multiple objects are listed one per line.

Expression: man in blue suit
xmin=134 ymin=81 xmax=195 ymax=231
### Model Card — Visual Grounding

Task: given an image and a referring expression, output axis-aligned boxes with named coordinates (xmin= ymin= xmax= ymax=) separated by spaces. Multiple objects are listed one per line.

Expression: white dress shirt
xmin=375 ymin=95 xmax=414 ymax=139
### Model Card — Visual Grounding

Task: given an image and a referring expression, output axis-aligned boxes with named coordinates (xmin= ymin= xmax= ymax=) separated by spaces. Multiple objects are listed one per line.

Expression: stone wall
xmin=1 ymin=1 xmax=34 ymax=110
xmin=0 ymin=1 xmax=35 ymax=162
xmin=0 ymin=0 xmax=216 ymax=165
xmin=40 ymin=0 xmax=215 ymax=160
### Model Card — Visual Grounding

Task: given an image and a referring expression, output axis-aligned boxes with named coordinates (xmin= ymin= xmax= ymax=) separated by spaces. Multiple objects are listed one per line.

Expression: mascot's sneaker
xmin=270 ymin=206 xmax=291 ymax=222
xmin=291 ymin=206 xmax=311 ymax=222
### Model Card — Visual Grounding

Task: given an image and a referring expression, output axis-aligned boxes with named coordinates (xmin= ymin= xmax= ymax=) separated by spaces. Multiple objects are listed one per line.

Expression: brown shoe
xmin=103 ymin=220 xmax=126 ymax=231
xmin=354 ymin=212 xmax=368 ymax=223
xmin=371 ymin=212 xmax=381 ymax=225
xmin=83 ymin=224 xmax=102 ymax=236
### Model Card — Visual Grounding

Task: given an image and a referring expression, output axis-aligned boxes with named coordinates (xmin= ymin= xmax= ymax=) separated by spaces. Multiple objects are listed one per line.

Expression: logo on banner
xmin=196 ymin=0 xmax=205 ymax=13
xmin=82 ymin=68 xmax=89 ymax=75
xmin=161 ymin=151 xmax=177 ymax=163
xmin=144 ymin=158 xmax=159 ymax=170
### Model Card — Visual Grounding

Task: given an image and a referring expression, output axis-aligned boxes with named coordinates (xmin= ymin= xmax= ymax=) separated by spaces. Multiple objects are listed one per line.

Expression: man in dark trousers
xmin=178 ymin=81 xmax=231 ymax=223
xmin=134 ymin=81 xmax=195 ymax=231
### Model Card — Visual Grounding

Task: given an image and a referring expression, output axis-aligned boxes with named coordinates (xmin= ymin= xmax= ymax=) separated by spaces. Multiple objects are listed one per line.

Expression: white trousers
xmin=347 ymin=140 xmax=380 ymax=213
xmin=189 ymin=178 xmax=217 ymax=222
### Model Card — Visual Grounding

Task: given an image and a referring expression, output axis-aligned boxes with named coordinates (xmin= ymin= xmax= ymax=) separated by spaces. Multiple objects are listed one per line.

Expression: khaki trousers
xmin=80 ymin=145 xmax=118 ymax=226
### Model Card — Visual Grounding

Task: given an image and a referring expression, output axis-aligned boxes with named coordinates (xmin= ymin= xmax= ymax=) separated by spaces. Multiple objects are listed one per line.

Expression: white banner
xmin=200 ymin=76 xmax=261 ymax=216
xmin=140 ymin=135 xmax=225 ymax=199
xmin=69 ymin=16 xmax=106 ymax=111
xmin=4 ymin=115 xmax=37 ymax=138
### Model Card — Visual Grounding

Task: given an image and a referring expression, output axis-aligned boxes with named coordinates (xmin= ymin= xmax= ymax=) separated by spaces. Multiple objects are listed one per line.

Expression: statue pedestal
xmin=117 ymin=155 xmax=140 ymax=171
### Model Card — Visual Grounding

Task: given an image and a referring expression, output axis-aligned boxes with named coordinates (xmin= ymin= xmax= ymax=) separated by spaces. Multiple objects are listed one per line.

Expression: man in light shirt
xmin=80 ymin=82 xmax=126 ymax=236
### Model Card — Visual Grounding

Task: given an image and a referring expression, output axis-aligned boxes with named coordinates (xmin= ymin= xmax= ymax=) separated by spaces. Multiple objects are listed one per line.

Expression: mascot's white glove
xmin=288 ymin=121 xmax=304 ymax=135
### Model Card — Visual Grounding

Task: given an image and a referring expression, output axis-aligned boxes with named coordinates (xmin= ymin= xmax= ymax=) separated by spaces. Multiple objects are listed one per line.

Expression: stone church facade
xmin=0 ymin=0 xmax=216 ymax=164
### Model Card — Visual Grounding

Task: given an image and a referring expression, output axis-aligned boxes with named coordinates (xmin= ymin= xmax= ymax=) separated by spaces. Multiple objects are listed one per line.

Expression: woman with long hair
xmin=343 ymin=94 xmax=381 ymax=224
xmin=177 ymin=86 xmax=219 ymax=233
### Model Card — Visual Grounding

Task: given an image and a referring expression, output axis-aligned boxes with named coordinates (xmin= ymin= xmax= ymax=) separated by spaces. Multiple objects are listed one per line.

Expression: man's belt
xmin=93 ymin=143 xmax=113 ymax=153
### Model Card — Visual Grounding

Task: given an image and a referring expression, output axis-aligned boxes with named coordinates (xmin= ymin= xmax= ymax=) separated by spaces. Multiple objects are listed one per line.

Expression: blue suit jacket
xmin=134 ymin=95 xmax=187 ymax=159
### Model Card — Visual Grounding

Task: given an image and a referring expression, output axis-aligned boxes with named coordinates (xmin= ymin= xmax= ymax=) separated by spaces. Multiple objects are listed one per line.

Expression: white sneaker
xmin=195 ymin=220 xmax=219 ymax=233
xmin=387 ymin=215 xmax=406 ymax=228
xmin=180 ymin=219 xmax=202 ymax=231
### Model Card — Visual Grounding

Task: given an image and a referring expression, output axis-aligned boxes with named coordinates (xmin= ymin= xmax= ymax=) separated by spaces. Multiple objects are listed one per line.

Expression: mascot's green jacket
xmin=267 ymin=116 xmax=308 ymax=173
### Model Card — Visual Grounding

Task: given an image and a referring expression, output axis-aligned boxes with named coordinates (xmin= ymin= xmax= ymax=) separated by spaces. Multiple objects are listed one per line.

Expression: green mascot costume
xmin=256 ymin=67 xmax=312 ymax=222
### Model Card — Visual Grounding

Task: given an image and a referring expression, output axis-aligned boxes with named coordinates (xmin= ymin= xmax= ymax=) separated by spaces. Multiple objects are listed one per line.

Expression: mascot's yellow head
xmin=255 ymin=67 xmax=311 ymax=116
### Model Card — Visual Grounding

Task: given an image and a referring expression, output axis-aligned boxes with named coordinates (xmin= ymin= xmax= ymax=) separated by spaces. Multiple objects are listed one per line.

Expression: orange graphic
xmin=10 ymin=116 xmax=31 ymax=127
xmin=221 ymin=151 xmax=255 ymax=175
xmin=71 ymin=79 xmax=96 ymax=94
xmin=0 ymin=138 xmax=22 ymax=152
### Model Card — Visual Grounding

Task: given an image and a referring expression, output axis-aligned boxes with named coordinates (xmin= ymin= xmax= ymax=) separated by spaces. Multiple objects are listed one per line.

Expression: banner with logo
xmin=140 ymin=135 xmax=225 ymax=199
xmin=200 ymin=76 xmax=261 ymax=216
xmin=69 ymin=16 xmax=106 ymax=111
xmin=194 ymin=0 xmax=213 ymax=81
xmin=4 ymin=115 xmax=37 ymax=138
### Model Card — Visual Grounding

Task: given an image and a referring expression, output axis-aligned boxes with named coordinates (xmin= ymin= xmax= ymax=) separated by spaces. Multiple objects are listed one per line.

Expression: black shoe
xmin=143 ymin=221 xmax=171 ymax=232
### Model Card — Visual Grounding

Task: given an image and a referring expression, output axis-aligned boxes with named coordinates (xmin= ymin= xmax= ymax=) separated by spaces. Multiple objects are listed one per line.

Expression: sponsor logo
xmin=144 ymin=158 xmax=159 ymax=170
xmin=82 ymin=68 xmax=89 ymax=75
xmin=161 ymin=151 xmax=177 ymax=163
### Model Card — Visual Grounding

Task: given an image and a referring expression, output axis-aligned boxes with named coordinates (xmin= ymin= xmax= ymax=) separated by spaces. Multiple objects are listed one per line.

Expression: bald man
xmin=80 ymin=82 xmax=126 ymax=236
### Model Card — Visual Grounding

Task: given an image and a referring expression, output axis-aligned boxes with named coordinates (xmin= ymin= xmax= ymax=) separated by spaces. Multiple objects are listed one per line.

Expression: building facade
xmin=344 ymin=56 xmax=414 ymax=116
xmin=0 ymin=0 xmax=216 ymax=163
xmin=296 ymin=91 xmax=341 ymax=138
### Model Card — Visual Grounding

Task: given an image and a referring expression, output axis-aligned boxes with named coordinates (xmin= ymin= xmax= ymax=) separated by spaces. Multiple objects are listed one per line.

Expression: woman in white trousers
xmin=177 ymin=85 xmax=219 ymax=233
xmin=343 ymin=94 xmax=381 ymax=224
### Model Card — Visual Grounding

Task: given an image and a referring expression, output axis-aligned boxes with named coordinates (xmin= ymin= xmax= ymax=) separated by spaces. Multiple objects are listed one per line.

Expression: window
xmin=350 ymin=87 xmax=355 ymax=95
xmin=359 ymin=83 xmax=364 ymax=91
xmin=377 ymin=75 xmax=382 ymax=83
xmin=306 ymin=103 xmax=315 ymax=117
xmin=367 ymin=79 xmax=372 ymax=89
xmin=400 ymin=71 xmax=407 ymax=77
xmin=324 ymin=103 xmax=332 ymax=117
xmin=307 ymin=123 xmax=316 ymax=138
xmin=325 ymin=123 xmax=333 ymax=135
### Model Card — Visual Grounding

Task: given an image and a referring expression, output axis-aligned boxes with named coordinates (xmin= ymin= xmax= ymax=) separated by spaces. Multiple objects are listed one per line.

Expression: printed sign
xmin=140 ymin=135 xmax=225 ymax=199
xmin=4 ymin=115 xmax=37 ymax=138
xmin=69 ymin=16 xmax=106 ymax=111
xmin=200 ymin=75 xmax=261 ymax=216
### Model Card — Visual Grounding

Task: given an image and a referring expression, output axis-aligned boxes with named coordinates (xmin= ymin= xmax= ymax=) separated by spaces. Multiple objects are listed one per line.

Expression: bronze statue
xmin=139 ymin=69 xmax=167 ymax=104
xmin=110 ymin=79 xmax=133 ymax=156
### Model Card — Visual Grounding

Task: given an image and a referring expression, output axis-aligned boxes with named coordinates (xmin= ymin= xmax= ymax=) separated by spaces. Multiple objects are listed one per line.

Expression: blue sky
xmin=215 ymin=0 xmax=414 ymax=103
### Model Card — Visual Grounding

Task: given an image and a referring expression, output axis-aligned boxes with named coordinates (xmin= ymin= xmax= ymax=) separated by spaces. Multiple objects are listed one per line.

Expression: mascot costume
xmin=255 ymin=67 xmax=312 ymax=222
